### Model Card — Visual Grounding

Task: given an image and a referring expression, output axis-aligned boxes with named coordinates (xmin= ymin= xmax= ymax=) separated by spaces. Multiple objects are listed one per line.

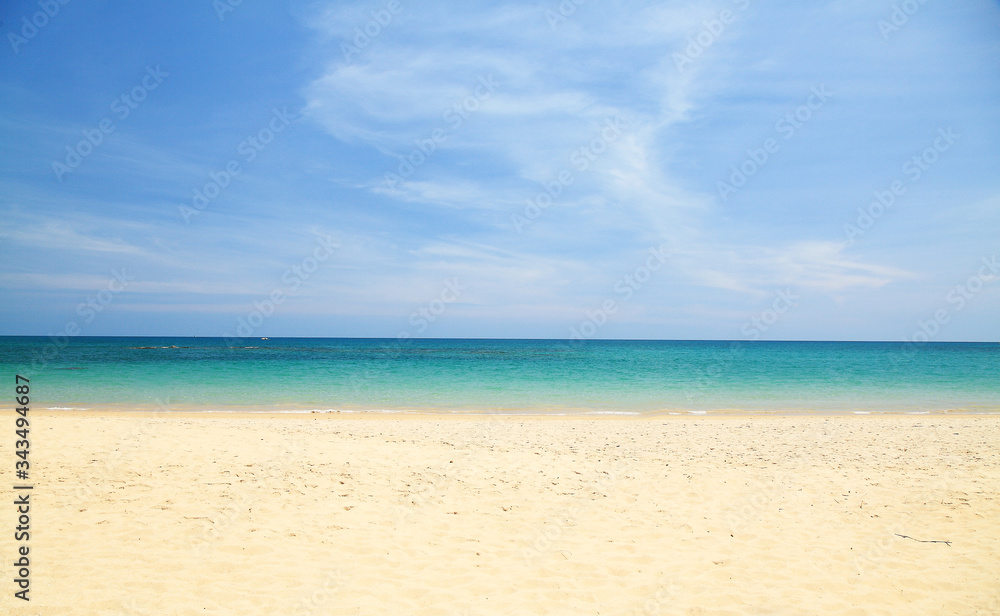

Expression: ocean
xmin=2 ymin=336 xmax=998 ymax=414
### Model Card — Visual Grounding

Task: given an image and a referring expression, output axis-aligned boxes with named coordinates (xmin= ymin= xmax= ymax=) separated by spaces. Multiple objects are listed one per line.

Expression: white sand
xmin=2 ymin=412 xmax=998 ymax=615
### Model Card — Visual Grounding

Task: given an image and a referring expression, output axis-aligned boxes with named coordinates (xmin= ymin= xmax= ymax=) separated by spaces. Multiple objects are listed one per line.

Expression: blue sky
xmin=1 ymin=0 xmax=998 ymax=341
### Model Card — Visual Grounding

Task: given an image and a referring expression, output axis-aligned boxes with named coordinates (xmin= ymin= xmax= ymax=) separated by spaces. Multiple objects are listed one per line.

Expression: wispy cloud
xmin=1 ymin=0 xmax=997 ymax=338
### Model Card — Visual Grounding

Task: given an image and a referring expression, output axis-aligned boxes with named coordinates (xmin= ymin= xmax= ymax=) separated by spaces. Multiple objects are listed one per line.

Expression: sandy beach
xmin=2 ymin=411 xmax=998 ymax=615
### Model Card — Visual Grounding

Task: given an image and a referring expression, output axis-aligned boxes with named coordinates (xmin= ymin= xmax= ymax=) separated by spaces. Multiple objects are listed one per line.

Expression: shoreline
xmin=22 ymin=405 xmax=1000 ymax=418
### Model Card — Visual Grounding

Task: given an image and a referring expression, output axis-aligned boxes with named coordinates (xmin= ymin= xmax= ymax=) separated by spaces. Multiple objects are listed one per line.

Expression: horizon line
xmin=0 ymin=335 xmax=997 ymax=344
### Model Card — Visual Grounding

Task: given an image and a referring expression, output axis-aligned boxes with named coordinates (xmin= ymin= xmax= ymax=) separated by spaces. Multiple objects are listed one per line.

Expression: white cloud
xmin=679 ymin=240 xmax=913 ymax=296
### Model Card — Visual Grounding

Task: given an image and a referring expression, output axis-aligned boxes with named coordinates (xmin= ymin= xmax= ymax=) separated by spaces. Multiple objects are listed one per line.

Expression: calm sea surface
xmin=1 ymin=337 xmax=998 ymax=414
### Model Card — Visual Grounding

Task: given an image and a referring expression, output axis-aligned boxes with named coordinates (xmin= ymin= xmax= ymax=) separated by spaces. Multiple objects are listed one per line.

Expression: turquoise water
xmin=1 ymin=337 xmax=998 ymax=414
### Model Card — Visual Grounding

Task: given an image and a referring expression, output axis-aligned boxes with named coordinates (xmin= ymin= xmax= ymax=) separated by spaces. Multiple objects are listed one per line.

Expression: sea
xmin=2 ymin=337 xmax=998 ymax=415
